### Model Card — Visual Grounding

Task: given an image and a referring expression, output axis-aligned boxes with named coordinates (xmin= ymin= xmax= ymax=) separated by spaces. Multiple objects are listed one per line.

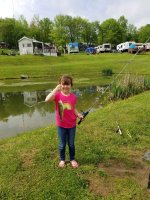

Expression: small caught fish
xmin=58 ymin=101 xmax=64 ymax=121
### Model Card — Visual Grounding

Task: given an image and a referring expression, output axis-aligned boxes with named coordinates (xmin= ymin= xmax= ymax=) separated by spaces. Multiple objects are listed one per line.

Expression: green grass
xmin=0 ymin=91 xmax=150 ymax=199
xmin=0 ymin=53 xmax=150 ymax=80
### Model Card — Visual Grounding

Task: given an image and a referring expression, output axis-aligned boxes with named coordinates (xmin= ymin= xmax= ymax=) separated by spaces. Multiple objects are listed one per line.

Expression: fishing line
xmin=78 ymin=36 xmax=150 ymax=124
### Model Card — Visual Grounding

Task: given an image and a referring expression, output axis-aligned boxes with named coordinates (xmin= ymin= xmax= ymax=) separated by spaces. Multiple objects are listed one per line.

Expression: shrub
xmin=102 ymin=68 xmax=113 ymax=76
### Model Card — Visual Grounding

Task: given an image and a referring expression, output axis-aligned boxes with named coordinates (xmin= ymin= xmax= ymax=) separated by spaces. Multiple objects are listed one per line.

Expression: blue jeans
xmin=57 ymin=126 xmax=76 ymax=161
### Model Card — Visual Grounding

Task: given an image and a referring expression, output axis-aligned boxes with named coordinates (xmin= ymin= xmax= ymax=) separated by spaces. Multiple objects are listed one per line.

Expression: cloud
xmin=104 ymin=0 xmax=150 ymax=27
xmin=0 ymin=0 xmax=150 ymax=28
xmin=0 ymin=0 xmax=14 ymax=18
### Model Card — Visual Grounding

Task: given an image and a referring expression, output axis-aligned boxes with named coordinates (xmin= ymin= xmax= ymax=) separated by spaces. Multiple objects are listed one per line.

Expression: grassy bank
xmin=0 ymin=53 xmax=150 ymax=91
xmin=0 ymin=91 xmax=150 ymax=199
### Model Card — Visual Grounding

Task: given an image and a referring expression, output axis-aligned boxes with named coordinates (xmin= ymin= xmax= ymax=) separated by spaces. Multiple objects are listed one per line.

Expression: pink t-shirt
xmin=54 ymin=91 xmax=77 ymax=128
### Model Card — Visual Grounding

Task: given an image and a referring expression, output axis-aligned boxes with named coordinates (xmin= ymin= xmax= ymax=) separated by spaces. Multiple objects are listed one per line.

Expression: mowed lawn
xmin=0 ymin=53 xmax=150 ymax=79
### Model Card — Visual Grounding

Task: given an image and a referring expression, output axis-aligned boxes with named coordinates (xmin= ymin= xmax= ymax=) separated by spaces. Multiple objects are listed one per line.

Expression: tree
xmin=13 ymin=15 xmax=29 ymax=47
xmin=81 ymin=20 xmax=99 ymax=45
xmin=51 ymin=15 xmax=73 ymax=49
xmin=137 ymin=24 xmax=150 ymax=43
xmin=51 ymin=15 xmax=99 ymax=48
xmin=90 ymin=21 xmax=100 ymax=45
xmin=28 ymin=15 xmax=41 ymax=40
xmin=126 ymin=24 xmax=138 ymax=42
xmin=118 ymin=16 xmax=128 ymax=42
xmin=65 ymin=15 xmax=76 ymax=42
xmin=0 ymin=18 xmax=4 ymax=41
xmin=0 ymin=18 xmax=16 ymax=48
xmin=98 ymin=18 xmax=122 ymax=45
xmin=39 ymin=18 xmax=53 ymax=42
xmin=72 ymin=16 xmax=85 ymax=42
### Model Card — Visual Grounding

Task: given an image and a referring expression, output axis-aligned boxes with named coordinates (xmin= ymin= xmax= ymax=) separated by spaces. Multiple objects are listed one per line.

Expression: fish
xmin=58 ymin=101 xmax=64 ymax=121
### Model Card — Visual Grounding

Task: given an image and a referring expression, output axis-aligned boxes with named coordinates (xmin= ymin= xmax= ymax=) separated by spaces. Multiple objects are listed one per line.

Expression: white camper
xmin=116 ymin=43 xmax=124 ymax=52
xmin=95 ymin=43 xmax=111 ymax=53
xmin=128 ymin=43 xmax=146 ymax=54
xmin=145 ymin=43 xmax=150 ymax=51
xmin=117 ymin=41 xmax=135 ymax=52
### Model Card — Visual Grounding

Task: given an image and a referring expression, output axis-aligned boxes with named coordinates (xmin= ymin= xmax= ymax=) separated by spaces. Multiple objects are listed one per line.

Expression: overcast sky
xmin=0 ymin=0 xmax=150 ymax=28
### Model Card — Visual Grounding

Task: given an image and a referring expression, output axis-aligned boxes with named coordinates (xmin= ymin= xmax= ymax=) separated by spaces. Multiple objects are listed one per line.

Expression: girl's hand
xmin=77 ymin=113 xmax=84 ymax=119
xmin=45 ymin=84 xmax=62 ymax=102
xmin=55 ymin=84 xmax=62 ymax=91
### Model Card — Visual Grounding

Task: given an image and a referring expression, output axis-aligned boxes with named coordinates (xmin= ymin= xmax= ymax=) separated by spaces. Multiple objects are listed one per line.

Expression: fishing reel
xmin=78 ymin=110 xmax=89 ymax=125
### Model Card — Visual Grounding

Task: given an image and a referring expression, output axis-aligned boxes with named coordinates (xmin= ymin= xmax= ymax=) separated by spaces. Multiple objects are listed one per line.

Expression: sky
xmin=0 ymin=0 xmax=150 ymax=28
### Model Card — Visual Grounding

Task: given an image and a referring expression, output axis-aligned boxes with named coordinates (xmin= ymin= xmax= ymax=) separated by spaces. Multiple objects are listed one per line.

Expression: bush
xmin=102 ymin=68 xmax=113 ymax=76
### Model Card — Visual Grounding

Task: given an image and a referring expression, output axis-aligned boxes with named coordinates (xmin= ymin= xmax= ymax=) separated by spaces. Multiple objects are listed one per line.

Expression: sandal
xmin=70 ymin=160 xmax=79 ymax=168
xmin=58 ymin=160 xmax=65 ymax=168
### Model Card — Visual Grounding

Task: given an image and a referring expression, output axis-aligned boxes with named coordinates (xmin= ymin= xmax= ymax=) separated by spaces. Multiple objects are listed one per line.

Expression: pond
xmin=0 ymin=86 xmax=105 ymax=139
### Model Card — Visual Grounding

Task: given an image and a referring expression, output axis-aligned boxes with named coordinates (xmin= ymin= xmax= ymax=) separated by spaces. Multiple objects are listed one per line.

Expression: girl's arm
xmin=74 ymin=108 xmax=83 ymax=119
xmin=45 ymin=84 xmax=61 ymax=102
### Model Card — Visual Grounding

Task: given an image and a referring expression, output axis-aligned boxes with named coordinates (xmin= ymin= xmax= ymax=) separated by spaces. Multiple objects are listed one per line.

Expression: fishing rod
xmin=78 ymin=37 xmax=150 ymax=125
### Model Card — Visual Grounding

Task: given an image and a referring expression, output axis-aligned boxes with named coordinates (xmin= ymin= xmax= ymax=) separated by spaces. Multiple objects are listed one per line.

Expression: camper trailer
xmin=117 ymin=41 xmax=135 ymax=52
xmin=128 ymin=43 xmax=146 ymax=54
xmin=67 ymin=42 xmax=79 ymax=54
xmin=95 ymin=43 xmax=112 ymax=53
xmin=145 ymin=43 xmax=150 ymax=51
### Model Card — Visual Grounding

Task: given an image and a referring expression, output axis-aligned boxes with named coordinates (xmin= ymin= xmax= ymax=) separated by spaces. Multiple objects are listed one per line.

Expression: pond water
xmin=0 ymin=86 xmax=104 ymax=139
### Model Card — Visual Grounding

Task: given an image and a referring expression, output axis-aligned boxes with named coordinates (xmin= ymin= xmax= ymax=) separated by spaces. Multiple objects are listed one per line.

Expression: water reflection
xmin=0 ymin=86 xmax=104 ymax=139
xmin=24 ymin=91 xmax=38 ymax=107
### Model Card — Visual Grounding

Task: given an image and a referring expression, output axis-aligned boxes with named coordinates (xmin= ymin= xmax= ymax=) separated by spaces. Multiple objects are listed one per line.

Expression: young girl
xmin=45 ymin=75 xmax=83 ymax=168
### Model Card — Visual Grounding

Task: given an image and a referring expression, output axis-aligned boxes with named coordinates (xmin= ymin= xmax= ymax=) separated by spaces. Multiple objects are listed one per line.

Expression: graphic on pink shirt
xmin=58 ymin=100 xmax=71 ymax=121
xmin=54 ymin=92 xmax=77 ymax=128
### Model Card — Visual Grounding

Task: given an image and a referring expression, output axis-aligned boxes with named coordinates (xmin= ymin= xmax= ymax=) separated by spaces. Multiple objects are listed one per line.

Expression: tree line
xmin=0 ymin=14 xmax=150 ymax=49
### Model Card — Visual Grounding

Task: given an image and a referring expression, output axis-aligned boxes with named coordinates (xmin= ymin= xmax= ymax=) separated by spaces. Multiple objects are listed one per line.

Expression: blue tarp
xmin=85 ymin=47 xmax=96 ymax=54
xmin=129 ymin=43 xmax=136 ymax=49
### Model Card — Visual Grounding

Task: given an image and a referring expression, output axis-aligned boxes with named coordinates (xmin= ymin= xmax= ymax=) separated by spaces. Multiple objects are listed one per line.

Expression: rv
xmin=117 ymin=41 xmax=135 ymax=52
xmin=95 ymin=43 xmax=112 ymax=53
xmin=128 ymin=43 xmax=146 ymax=54
xmin=145 ymin=43 xmax=150 ymax=51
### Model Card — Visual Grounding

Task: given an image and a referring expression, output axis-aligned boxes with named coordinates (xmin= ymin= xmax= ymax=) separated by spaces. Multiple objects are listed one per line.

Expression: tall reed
xmin=110 ymin=74 xmax=150 ymax=100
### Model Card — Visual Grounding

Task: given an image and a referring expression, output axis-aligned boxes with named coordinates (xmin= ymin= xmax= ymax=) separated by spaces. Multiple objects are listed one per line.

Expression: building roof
xmin=18 ymin=36 xmax=43 ymax=44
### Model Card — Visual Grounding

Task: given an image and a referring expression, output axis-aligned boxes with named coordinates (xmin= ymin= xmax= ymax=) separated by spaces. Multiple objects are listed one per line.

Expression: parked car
xmin=95 ymin=43 xmax=112 ymax=53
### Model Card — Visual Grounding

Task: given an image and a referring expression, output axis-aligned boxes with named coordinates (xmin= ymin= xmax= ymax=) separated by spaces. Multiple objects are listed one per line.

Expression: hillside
xmin=0 ymin=91 xmax=150 ymax=199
